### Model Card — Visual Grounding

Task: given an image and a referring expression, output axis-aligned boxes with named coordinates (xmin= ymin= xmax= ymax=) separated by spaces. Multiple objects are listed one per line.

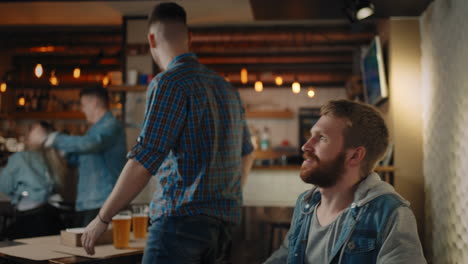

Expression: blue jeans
xmin=142 ymin=215 xmax=233 ymax=264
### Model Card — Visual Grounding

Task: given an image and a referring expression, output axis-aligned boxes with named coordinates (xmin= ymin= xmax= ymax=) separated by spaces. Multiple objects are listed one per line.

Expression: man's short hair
xmin=320 ymin=99 xmax=389 ymax=176
xmin=80 ymin=87 xmax=109 ymax=107
xmin=148 ymin=2 xmax=187 ymax=26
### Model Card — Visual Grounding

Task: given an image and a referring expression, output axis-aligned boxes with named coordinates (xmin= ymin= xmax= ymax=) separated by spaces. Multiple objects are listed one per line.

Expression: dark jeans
xmin=6 ymin=204 xmax=61 ymax=239
xmin=142 ymin=215 xmax=233 ymax=264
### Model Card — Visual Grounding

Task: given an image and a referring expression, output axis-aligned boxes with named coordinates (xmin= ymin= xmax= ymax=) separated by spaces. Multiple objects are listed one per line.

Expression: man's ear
xmin=188 ymin=31 xmax=192 ymax=47
xmin=347 ymin=146 xmax=366 ymax=167
xmin=148 ymin=33 xmax=157 ymax=48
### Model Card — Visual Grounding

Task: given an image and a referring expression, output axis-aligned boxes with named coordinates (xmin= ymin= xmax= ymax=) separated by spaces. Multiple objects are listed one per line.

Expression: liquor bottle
xmin=260 ymin=126 xmax=271 ymax=151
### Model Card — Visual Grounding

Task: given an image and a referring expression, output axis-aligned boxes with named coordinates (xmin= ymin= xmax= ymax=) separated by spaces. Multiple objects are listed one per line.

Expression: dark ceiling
xmin=0 ymin=0 xmax=433 ymax=89
xmin=250 ymin=0 xmax=433 ymax=20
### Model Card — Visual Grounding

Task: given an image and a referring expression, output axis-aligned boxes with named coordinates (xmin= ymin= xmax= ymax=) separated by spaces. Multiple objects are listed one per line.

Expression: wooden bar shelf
xmin=245 ymin=110 xmax=294 ymax=119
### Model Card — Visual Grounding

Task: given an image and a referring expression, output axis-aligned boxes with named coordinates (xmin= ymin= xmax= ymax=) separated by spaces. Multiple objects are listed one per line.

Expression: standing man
xmin=31 ymin=87 xmax=127 ymax=227
xmin=264 ymin=100 xmax=426 ymax=264
xmin=82 ymin=2 xmax=255 ymax=263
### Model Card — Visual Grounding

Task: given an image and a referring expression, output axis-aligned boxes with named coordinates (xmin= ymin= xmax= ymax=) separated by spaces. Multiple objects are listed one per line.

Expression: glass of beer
xmin=112 ymin=210 xmax=132 ymax=249
xmin=132 ymin=204 xmax=149 ymax=239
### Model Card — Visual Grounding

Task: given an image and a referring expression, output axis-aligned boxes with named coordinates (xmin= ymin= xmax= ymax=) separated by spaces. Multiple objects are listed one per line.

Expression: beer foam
xmin=132 ymin=214 xmax=148 ymax=217
xmin=112 ymin=215 xmax=131 ymax=220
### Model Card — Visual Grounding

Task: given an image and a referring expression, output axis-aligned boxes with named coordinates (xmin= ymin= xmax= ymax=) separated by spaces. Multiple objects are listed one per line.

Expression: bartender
xmin=30 ymin=87 xmax=127 ymax=227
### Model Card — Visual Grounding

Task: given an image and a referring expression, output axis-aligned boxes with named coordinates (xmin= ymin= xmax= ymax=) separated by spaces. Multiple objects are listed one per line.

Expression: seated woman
xmin=0 ymin=121 xmax=69 ymax=238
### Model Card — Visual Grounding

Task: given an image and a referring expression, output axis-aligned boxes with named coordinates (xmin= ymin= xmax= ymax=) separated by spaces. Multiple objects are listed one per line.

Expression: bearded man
xmin=264 ymin=99 xmax=426 ymax=264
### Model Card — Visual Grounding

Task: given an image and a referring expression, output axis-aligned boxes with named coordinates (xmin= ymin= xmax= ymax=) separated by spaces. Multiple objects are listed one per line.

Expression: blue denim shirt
xmin=264 ymin=173 xmax=426 ymax=264
xmin=0 ymin=151 xmax=54 ymax=205
xmin=52 ymin=111 xmax=127 ymax=211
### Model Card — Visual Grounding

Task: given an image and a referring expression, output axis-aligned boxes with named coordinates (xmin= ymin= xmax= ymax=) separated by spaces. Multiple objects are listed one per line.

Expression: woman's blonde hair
xmin=35 ymin=122 xmax=69 ymax=196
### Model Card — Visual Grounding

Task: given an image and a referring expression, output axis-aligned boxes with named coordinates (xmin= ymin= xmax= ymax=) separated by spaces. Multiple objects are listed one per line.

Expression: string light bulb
xmin=275 ymin=76 xmax=283 ymax=86
xmin=34 ymin=64 xmax=43 ymax=78
xmin=18 ymin=95 xmax=26 ymax=106
xmin=240 ymin=68 xmax=248 ymax=84
xmin=102 ymin=75 xmax=110 ymax=87
xmin=254 ymin=81 xmax=263 ymax=92
xmin=292 ymin=81 xmax=301 ymax=94
xmin=0 ymin=82 xmax=6 ymax=93
xmin=307 ymin=88 xmax=316 ymax=98
xmin=73 ymin=67 xmax=81 ymax=79
xmin=49 ymin=70 xmax=59 ymax=86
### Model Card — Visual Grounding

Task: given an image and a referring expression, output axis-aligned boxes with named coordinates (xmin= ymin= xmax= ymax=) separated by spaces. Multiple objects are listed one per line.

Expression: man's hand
xmin=81 ymin=216 xmax=108 ymax=255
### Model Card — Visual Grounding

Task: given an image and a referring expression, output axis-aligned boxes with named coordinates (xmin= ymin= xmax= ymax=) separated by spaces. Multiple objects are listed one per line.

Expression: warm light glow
xmin=240 ymin=68 xmax=248 ymax=84
xmin=292 ymin=81 xmax=301 ymax=94
xmin=102 ymin=76 xmax=110 ymax=87
xmin=307 ymin=88 xmax=316 ymax=98
xmin=49 ymin=70 xmax=59 ymax=86
xmin=0 ymin=82 xmax=6 ymax=93
xmin=73 ymin=67 xmax=81 ymax=79
xmin=34 ymin=64 xmax=43 ymax=78
xmin=275 ymin=76 xmax=283 ymax=86
xmin=356 ymin=3 xmax=374 ymax=20
xmin=254 ymin=81 xmax=263 ymax=92
xmin=225 ymin=75 xmax=230 ymax=82
xmin=18 ymin=96 xmax=25 ymax=106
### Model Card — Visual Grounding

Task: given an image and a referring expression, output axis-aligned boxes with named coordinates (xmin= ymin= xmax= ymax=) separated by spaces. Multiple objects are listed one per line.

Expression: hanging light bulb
xmin=307 ymin=88 xmax=316 ymax=98
xmin=275 ymin=76 xmax=283 ymax=86
xmin=292 ymin=81 xmax=301 ymax=94
xmin=73 ymin=67 xmax=81 ymax=79
xmin=18 ymin=95 xmax=26 ymax=106
xmin=254 ymin=81 xmax=263 ymax=92
xmin=240 ymin=68 xmax=248 ymax=84
xmin=34 ymin=64 xmax=43 ymax=78
xmin=49 ymin=70 xmax=59 ymax=86
xmin=0 ymin=82 xmax=6 ymax=93
xmin=102 ymin=75 xmax=110 ymax=87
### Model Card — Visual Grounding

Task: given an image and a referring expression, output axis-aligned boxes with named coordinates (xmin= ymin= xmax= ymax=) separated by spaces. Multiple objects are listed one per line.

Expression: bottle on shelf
xmin=260 ymin=126 xmax=271 ymax=151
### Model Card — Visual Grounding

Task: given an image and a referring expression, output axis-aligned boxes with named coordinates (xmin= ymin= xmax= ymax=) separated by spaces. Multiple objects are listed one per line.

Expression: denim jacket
xmin=51 ymin=111 xmax=127 ymax=211
xmin=264 ymin=173 xmax=426 ymax=264
xmin=0 ymin=151 xmax=54 ymax=207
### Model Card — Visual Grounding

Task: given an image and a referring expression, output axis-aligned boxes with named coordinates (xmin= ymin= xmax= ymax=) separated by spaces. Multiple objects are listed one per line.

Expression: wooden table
xmin=0 ymin=235 xmax=144 ymax=264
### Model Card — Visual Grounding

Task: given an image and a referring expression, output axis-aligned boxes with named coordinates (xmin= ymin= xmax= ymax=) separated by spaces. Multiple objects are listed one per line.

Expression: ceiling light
xmin=18 ymin=95 xmax=26 ymax=106
xmin=356 ymin=0 xmax=374 ymax=20
xmin=254 ymin=81 xmax=263 ymax=92
xmin=240 ymin=68 xmax=248 ymax=84
xmin=275 ymin=76 xmax=283 ymax=86
xmin=102 ymin=75 xmax=110 ymax=87
xmin=49 ymin=70 xmax=59 ymax=86
xmin=307 ymin=88 xmax=316 ymax=98
xmin=292 ymin=81 xmax=301 ymax=94
xmin=34 ymin=64 xmax=43 ymax=78
xmin=73 ymin=67 xmax=81 ymax=79
xmin=0 ymin=82 xmax=6 ymax=93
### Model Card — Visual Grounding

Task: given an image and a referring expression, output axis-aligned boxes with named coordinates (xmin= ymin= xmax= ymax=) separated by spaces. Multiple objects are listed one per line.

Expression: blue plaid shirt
xmin=128 ymin=53 xmax=253 ymax=224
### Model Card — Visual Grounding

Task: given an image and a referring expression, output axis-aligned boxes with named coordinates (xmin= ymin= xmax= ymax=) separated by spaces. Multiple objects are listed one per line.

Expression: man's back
xmin=130 ymin=53 xmax=252 ymax=225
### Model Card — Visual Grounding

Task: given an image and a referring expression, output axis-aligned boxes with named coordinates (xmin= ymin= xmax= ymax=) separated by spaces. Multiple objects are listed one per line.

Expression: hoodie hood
xmin=303 ymin=172 xmax=409 ymax=207
xmin=353 ymin=172 xmax=409 ymax=207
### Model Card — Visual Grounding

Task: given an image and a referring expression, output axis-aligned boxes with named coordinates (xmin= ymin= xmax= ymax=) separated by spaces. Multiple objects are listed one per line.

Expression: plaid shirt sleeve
xmin=128 ymin=78 xmax=187 ymax=175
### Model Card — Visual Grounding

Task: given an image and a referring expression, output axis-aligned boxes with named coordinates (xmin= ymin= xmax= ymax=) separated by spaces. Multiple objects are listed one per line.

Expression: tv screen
xmin=361 ymin=36 xmax=388 ymax=105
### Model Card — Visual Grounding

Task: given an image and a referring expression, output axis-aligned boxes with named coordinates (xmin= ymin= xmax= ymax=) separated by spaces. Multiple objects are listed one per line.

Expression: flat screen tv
xmin=361 ymin=36 xmax=388 ymax=105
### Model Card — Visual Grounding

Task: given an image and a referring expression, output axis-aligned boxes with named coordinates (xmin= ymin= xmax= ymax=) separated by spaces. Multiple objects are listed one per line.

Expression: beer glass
xmin=132 ymin=204 xmax=149 ymax=239
xmin=112 ymin=210 xmax=132 ymax=249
